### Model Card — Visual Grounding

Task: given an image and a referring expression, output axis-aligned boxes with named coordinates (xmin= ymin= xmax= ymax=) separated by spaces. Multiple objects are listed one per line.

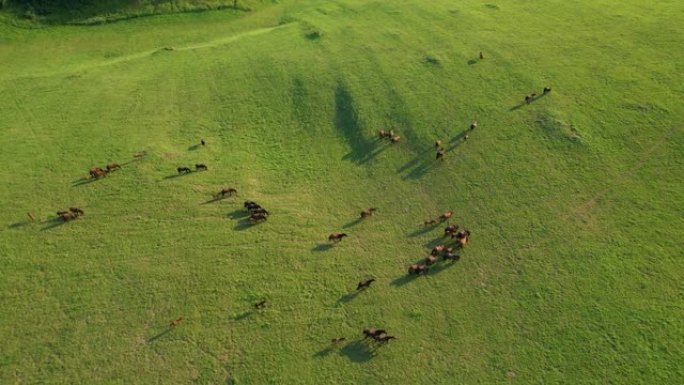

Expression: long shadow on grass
xmin=339 ymin=340 xmax=376 ymax=363
xmin=227 ymin=210 xmax=247 ymax=219
xmin=146 ymin=328 xmax=173 ymax=343
xmin=312 ymin=243 xmax=333 ymax=252
xmin=342 ymin=217 xmax=363 ymax=229
xmin=334 ymin=84 xmax=387 ymax=165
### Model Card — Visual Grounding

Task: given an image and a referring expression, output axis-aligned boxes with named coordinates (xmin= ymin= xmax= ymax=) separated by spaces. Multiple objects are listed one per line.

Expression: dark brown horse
xmin=195 ymin=164 xmax=208 ymax=171
xmin=436 ymin=149 xmax=445 ymax=160
xmin=249 ymin=213 xmax=267 ymax=223
xmin=216 ymin=187 xmax=237 ymax=198
xmin=443 ymin=249 xmax=460 ymax=261
xmin=250 ymin=208 xmax=269 ymax=216
xmin=360 ymin=208 xmax=377 ymax=218
xmin=357 ymin=278 xmax=376 ymax=290
xmin=543 ymin=87 xmax=552 ymax=94
xmin=439 ymin=210 xmax=453 ymax=221
xmin=177 ymin=167 xmax=191 ymax=174
xmin=328 ymin=233 xmax=347 ymax=243
xmin=408 ymin=264 xmax=429 ymax=275
xmin=60 ymin=212 xmax=79 ymax=221
xmin=69 ymin=207 xmax=84 ymax=215
xmin=431 ymin=245 xmax=445 ymax=256
xmin=444 ymin=224 xmax=459 ymax=237
xmin=363 ymin=328 xmax=386 ymax=340
xmin=470 ymin=121 xmax=478 ymax=130
xmin=425 ymin=254 xmax=438 ymax=266
xmin=106 ymin=163 xmax=121 ymax=172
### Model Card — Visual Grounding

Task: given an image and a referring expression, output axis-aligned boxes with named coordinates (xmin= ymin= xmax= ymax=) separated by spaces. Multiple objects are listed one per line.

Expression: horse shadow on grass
xmin=407 ymin=223 xmax=439 ymax=237
xmin=40 ymin=218 xmax=68 ymax=231
xmin=467 ymin=59 xmax=479 ymax=65
xmin=312 ymin=243 xmax=333 ymax=252
xmin=202 ymin=197 xmax=224 ymax=205
xmin=146 ymin=327 xmax=173 ymax=343
xmin=188 ymin=144 xmax=201 ymax=151
xmin=424 ymin=236 xmax=447 ymax=249
xmin=234 ymin=218 xmax=259 ymax=231
xmin=390 ymin=274 xmax=420 ymax=287
xmin=339 ymin=340 xmax=376 ymax=363
xmin=227 ymin=210 xmax=247 ymax=219
xmin=163 ymin=172 xmax=193 ymax=180
xmin=509 ymin=92 xmax=549 ymax=111
xmin=313 ymin=347 xmax=334 ymax=358
xmin=233 ymin=311 xmax=253 ymax=321
xmin=72 ymin=177 xmax=100 ymax=187
xmin=342 ymin=217 xmax=363 ymax=229
xmin=8 ymin=220 xmax=31 ymax=229
xmin=337 ymin=291 xmax=361 ymax=304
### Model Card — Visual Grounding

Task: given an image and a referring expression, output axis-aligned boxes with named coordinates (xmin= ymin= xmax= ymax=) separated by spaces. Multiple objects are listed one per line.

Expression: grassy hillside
xmin=0 ymin=0 xmax=682 ymax=384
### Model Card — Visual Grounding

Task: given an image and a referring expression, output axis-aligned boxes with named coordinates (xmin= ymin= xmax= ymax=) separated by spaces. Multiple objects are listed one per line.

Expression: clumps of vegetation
xmin=424 ymin=55 xmax=440 ymax=65
xmin=535 ymin=115 xmax=582 ymax=143
xmin=484 ymin=4 xmax=500 ymax=10
xmin=305 ymin=30 xmax=321 ymax=40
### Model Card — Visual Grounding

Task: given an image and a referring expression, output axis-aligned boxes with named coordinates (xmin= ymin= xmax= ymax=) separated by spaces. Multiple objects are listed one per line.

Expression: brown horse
xmin=357 ymin=278 xmax=376 ymax=290
xmin=360 ymin=208 xmax=377 ymax=218
xmin=363 ymin=328 xmax=386 ymax=340
xmin=250 ymin=208 xmax=269 ymax=216
xmin=69 ymin=207 xmax=84 ymax=215
xmin=177 ymin=167 xmax=191 ymax=174
xmin=249 ymin=213 xmax=267 ymax=223
xmin=439 ymin=210 xmax=453 ymax=221
xmin=254 ymin=300 xmax=267 ymax=309
xmin=60 ymin=212 xmax=79 ymax=221
xmin=444 ymin=224 xmax=459 ymax=237
xmin=216 ymin=188 xmax=237 ymax=198
xmin=408 ymin=264 xmax=429 ymax=275
xmin=425 ymin=254 xmax=438 ymax=266
xmin=195 ymin=164 xmax=208 ymax=171
xmin=431 ymin=245 xmax=445 ymax=256
xmin=106 ymin=163 xmax=121 ymax=172
xmin=378 ymin=129 xmax=387 ymax=139
xmin=328 ymin=233 xmax=347 ymax=242
xmin=169 ymin=317 xmax=183 ymax=327
xmin=89 ymin=167 xmax=107 ymax=179
xmin=443 ymin=249 xmax=460 ymax=261
xmin=374 ymin=335 xmax=396 ymax=343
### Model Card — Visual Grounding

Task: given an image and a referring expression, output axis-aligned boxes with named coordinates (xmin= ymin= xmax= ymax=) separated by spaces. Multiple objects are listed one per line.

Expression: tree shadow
xmin=313 ymin=347 xmax=334 ymax=358
xmin=312 ymin=243 xmax=333 ymax=252
xmin=342 ymin=217 xmax=363 ymax=229
xmin=146 ymin=328 xmax=173 ymax=343
xmin=339 ymin=340 xmax=376 ymax=363
xmin=334 ymin=84 xmax=385 ymax=165
xmin=227 ymin=210 xmax=247 ymax=219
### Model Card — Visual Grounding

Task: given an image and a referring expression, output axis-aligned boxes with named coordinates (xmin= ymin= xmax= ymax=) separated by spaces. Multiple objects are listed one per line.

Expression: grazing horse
xmin=106 ymin=163 xmax=121 ymax=172
xmin=133 ymin=152 xmax=146 ymax=160
xmin=378 ymin=129 xmax=387 ymax=139
xmin=543 ymin=87 xmax=552 ymax=94
xmin=408 ymin=264 xmax=429 ymax=275
xmin=249 ymin=213 xmax=267 ymax=223
xmin=470 ymin=121 xmax=478 ymax=130
xmin=390 ymin=135 xmax=401 ymax=143
xmin=331 ymin=337 xmax=346 ymax=345
xmin=463 ymin=135 xmax=469 ymax=141
xmin=363 ymin=328 xmax=386 ymax=340
xmin=443 ymin=249 xmax=460 ymax=261
xmin=216 ymin=188 xmax=237 ymax=198
xmin=195 ymin=164 xmax=208 ymax=171
xmin=431 ymin=245 xmax=445 ymax=256
xmin=374 ymin=335 xmax=396 ymax=343
xmin=60 ymin=212 xmax=78 ymax=221
xmin=454 ymin=229 xmax=471 ymax=247
xmin=435 ymin=140 xmax=443 ymax=149
xmin=525 ymin=95 xmax=532 ymax=104
xmin=254 ymin=300 xmax=267 ymax=309
xmin=250 ymin=208 xmax=269 ymax=216
xmin=479 ymin=51 xmax=484 ymax=60
xmin=89 ymin=167 xmax=107 ymax=179
xmin=69 ymin=207 xmax=84 ymax=215
xmin=444 ymin=224 xmax=459 ymax=237
xmin=169 ymin=317 xmax=183 ymax=327
xmin=360 ymin=208 xmax=377 ymax=218
xmin=425 ymin=254 xmax=438 ymax=266
xmin=436 ymin=149 xmax=445 ymax=160
xmin=244 ymin=200 xmax=258 ymax=208
xmin=201 ymin=139 xmax=206 ymax=146
xmin=388 ymin=129 xmax=395 ymax=138
xmin=357 ymin=278 xmax=376 ymax=290
xmin=328 ymin=233 xmax=347 ymax=243
xmin=440 ymin=210 xmax=453 ymax=221
xmin=177 ymin=167 xmax=191 ymax=174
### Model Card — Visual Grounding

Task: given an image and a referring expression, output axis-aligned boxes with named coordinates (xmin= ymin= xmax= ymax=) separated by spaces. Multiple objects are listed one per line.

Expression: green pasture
xmin=0 ymin=0 xmax=682 ymax=383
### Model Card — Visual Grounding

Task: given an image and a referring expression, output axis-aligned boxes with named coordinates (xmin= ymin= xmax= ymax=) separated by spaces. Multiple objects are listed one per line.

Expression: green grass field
xmin=1 ymin=0 xmax=682 ymax=383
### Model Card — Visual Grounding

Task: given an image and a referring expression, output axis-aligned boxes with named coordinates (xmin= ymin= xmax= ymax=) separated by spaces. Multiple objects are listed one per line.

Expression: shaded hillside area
xmin=2 ymin=0 xmax=265 ymax=23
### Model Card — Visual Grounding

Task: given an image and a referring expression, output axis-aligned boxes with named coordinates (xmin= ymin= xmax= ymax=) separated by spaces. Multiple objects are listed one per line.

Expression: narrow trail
xmin=12 ymin=23 xmax=293 ymax=80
